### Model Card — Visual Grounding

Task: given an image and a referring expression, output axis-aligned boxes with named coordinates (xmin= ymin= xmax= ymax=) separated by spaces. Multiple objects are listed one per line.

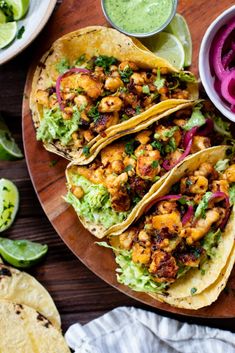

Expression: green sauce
xmin=104 ymin=0 xmax=174 ymax=34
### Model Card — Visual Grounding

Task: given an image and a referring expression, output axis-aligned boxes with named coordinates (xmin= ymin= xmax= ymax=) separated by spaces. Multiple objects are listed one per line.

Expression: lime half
xmin=0 ymin=238 xmax=48 ymax=268
xmin=0 ymin=21 xmax=17 ymax=49
xmin=141 ymin=32 xmax=185 ymax=70
xmin=6 ymin=0 xmax=30 ymax=20
xmin=165 ymin=13 xmax=192 ymax=67
xmin=0 ymin=179 xmax=19 ymax=232
xmin=0 ymin=115 xmax=23 ymax=160
xmin=0 ymin=10 xmax=6 ymax=23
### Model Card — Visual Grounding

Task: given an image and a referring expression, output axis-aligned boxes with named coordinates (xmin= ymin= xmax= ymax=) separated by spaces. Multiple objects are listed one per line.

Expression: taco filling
xmin=99 ymin=157 xmax=235 ymax=294
xmin=65 ymin=103 xmax=228 ymax=232
xmin=35 ymin=55 xmax=194 ymax=154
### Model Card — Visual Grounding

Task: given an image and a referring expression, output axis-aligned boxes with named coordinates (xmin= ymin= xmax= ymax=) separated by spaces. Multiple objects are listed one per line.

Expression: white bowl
xmin=0 ymin=0 xmax=57 ymax=65
xmin=199 ymin=5 xmax=235 ymax=123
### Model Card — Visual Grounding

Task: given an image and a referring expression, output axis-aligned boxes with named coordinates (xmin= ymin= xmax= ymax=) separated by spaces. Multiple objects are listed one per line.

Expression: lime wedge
xmin=0 ymin=21 xmax=17 ymax=49
xmin=0 ymin=179 xmax=19 ymax=232
xmin=165 ymin=13 xmax=192 ymax=67
xmin=0 ymin=238 xmax=48 ymax=268
xmin=141 ymin=32 xmax=185 ymax=70
xmin=0 ymin=115 xmax=23 ymax=160
xmin=5 ymin=0 xmax=30 ymax=20
xmin=0 ymin=10 xmax=6 ymax=23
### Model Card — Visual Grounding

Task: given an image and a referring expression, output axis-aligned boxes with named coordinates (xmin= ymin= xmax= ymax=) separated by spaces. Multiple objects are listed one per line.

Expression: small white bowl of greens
xmin=0 ymin=0 xmax=57 ymax=65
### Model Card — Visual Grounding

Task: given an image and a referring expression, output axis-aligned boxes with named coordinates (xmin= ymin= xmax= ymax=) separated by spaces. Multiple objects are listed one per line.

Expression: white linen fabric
xmin=65 ymin=306 xmax=235 ymax=353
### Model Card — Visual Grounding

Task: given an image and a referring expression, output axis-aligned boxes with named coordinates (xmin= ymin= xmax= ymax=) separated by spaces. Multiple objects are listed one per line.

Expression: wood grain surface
xmin=1 ymin=0 xmax=235 ymax=334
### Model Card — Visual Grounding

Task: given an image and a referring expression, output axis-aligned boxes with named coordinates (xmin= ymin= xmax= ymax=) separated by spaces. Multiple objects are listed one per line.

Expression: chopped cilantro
xmin=16 ymin=26 xmax=25 ymax=39
xmin=151 ymin=140 xmax=164 ymax=154
xmin=119 ymin=66 xmax=133 ymax=83
xmin=95 ymin=55 xmax=117 ymax=72
xmin=75 ymin=54 xmax=86 ymax=66
xmin=133 ymin=195 xmax=141 ymax=205
xmin=135 ymin=106 xmax=141 ymax=115
xmin=202 ymin=229 xmax=222 ymax=258
xmin=82 ymin=146 xmax=90 ymax=157
xmin=56 ymin=58 xmax=70 ymax=74
xmin=88 ymin=103 xmax=100 ymax=122
xmin=125 ymin=140 xmax=135 ymax=156
xmin=151 ymin=160 xmax=159 ymax=168
xmin=163 ymin=126 xmax=179 ymax=138
xmin=124 ymin=165 xmax=133 ymax=172
xmin=154 ymin=68 xmax=165 ymax=90
xmin=153 ymin=176 xmax=161 ymax=182
xmin=172 ymin=72 xmax=196 ymax=83
xmin=142 ymin=85 xmax=150 ymax=94
xmin=178 ymin=197 xmax=187 ymax=205
xmin=201 ymin=269 xmax=206 ymax=276
xmin=186 ymin=179 xmax=193 ymax=187
xmin=165 ymin=138 xmax=177 ymax=153
xmin=121 ymin=114 xmax=129 ymax=122
xmin=190 ymin=287 xmax=197 ymax=295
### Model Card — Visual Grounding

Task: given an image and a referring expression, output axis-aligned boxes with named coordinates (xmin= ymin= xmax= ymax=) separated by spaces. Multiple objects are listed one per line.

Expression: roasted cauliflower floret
xmin=135 ymin=130 xmax=152 ymax=145
xmin=136 ymin=145 xmax=161 ymax=180
xmin=152 ymin=211 xmax=182 ymax=234
xmin=180 ymin=176 xmax=208 ymax=194
xmin=211 ymin=180 xmax=229 ymax=195
xmin=190 ymin=136 xmax=211 ymax=153
xmin=156 ymin=201 xmax=178 ymax=215
xmin=101 ymin=142 xmax=125 ymax=166
xmin=61 ymin=73 xmax=103 ymax=99
xmin=180 ymin=209 xmax=221 ymax=245
xmin=224 ymin=164 xmax=235 ymax=183
xmin=93 ymin=112 xmax=119 ymax=133
xmin=119 ymin=230 xmax=136 ymax=250
xmin=74 ymin=94 xmax=91 ymax=109
xmin=149 ymin=250 xmax=178 ymax=283
xmin=98 ymin=96 xmax=123 ymax=113
xmin=132 ymin=243 xmax=151 ymax=265
xmin=194 ymin=163 xmax=215 ymax=177
xmin=119 ymin=61 xmax=139 ymax=71
xmin=130 ymin=72 xmax=146 ymax=85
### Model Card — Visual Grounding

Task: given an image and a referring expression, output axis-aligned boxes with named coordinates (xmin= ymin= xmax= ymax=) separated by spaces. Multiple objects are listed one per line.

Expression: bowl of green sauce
xmin=101 ymin=0 xmax=178 ymax=38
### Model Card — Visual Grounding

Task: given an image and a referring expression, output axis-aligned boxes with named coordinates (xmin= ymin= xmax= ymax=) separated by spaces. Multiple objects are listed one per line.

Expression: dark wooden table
xmin=1 ymin=0 xmax=235 ymax=335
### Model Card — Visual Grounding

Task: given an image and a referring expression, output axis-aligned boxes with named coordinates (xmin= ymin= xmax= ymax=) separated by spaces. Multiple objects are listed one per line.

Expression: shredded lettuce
xmin=36 ymin=106 xmax=80 ymax=145
xmin=97 ymin=241 xmax=166 ymax=293
xmin=202 ymin=229 xmax=222 ymax=258
xmin=154 ymin=68 xmax=165 ymax=90
xmin=212 ymin=115 xmax=232 ymax=138
xmin=195 ymin=192 xmax=213 ymax=219
xmin=215 ymin=159 xmax=230 ymax=172
xmin=64 ymin=176 xmax=128 ymax=229
xmin=183 ymin=107 xmax=206 ymax=131
xmin=229 ymin=184 xmax=235 ymax=205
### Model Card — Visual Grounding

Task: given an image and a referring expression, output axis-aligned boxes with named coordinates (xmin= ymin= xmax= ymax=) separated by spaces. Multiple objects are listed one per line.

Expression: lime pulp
xmin=0 ymin=238 xmax=48 ymax=268
xmin=5 ymin=0 xmax=30 ymax=20
xmin=165 ymin=13 xmax=192 ymax=67
xmin=0 ymin=21 xmax=17 ymax=48
xmin=141 ymin=31 xmax=185 ymax=70
xmin=0 ymin=179 xmax=19 ymax=232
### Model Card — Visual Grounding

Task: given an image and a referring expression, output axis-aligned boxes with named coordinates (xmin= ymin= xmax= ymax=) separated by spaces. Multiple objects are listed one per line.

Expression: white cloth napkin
xmin=65 ymin=306 xmax=235 ymax=353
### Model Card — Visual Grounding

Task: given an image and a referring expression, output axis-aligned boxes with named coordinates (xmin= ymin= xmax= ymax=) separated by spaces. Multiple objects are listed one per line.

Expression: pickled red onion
xmin=182 ymin=205 xmax=194 ymax=225
xmin=55 ymin=68 xmax=90 ymax=111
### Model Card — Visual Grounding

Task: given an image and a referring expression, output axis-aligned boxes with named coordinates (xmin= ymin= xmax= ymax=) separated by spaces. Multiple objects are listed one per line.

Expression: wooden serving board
xmin=22 ymin=0 xmax=235 ymax=318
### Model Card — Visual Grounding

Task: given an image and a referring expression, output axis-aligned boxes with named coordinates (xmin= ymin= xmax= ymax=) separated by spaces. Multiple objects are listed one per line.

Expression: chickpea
xmin=98 ymin=96 xmax=123 ymax=113
xmin=119 ymin=61 xmax=139 ymax=71
xmin=72 ymin=186 xmax=84 ymax=199
xmin=104 ymin=77 xmax=124 ymax=92
xmin=130 ymin=72 xmax=146 ymax=85
xmin=225 ymin=164 xmax=235 ymax=183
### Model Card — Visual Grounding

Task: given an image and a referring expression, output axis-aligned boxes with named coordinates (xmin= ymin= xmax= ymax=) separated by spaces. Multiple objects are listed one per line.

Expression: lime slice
xmin=0 ymin=179 xmax=19 ymax=232
xmin=165 ymin=13 xmax=192 ymax=67
xmin=0 ymin=10 xmax=6 ymax=23
xmin=141 ymin=32 xmax=185 ymax=70
xmin=0 ymin=115 xmax=23 ymax=160
xmin=5 ymin=0 xmax=30 ymax=20
xmin=0 ymin=21 xmax=17 ymax=49
xmin=0 ymin=238 xmax=48 ymax=268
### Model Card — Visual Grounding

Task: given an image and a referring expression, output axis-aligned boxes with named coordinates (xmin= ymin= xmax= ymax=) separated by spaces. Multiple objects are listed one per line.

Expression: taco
xmin=65 ymin=102 xmax=229 ymax=238
xmin=30 ymin=26 xmax=198 ymax=164
xmin=98 ymin=145 xmax=235 ymax=309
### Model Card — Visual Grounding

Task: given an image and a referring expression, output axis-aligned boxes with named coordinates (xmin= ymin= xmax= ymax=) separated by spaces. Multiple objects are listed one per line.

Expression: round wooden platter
xmin=22 ymin=0 xmax=235 ymax=318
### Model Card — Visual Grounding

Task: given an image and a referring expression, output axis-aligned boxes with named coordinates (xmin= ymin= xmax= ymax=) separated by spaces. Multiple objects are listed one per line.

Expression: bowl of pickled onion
xmin=199 ymin=5 xmax=235 ymax=122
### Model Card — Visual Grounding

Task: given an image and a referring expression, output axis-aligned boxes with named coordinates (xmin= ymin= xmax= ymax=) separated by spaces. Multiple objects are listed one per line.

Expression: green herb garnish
xmin=95 ymin=55 xmax=117 ymax=72
xmin=119 ymin=65 xmax=133 ymax=83
xmin=82 ymin=146 xmax=90 ymax=157
xmin=56 ymin=58 xmax=70 ymax=74
xmin=154 ymin=68 xmax=165 ymax=90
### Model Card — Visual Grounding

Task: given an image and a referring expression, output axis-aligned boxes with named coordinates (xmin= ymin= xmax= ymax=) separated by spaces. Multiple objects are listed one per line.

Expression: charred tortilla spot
xmin=37 ymin=312 xmax=52 ymax=328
